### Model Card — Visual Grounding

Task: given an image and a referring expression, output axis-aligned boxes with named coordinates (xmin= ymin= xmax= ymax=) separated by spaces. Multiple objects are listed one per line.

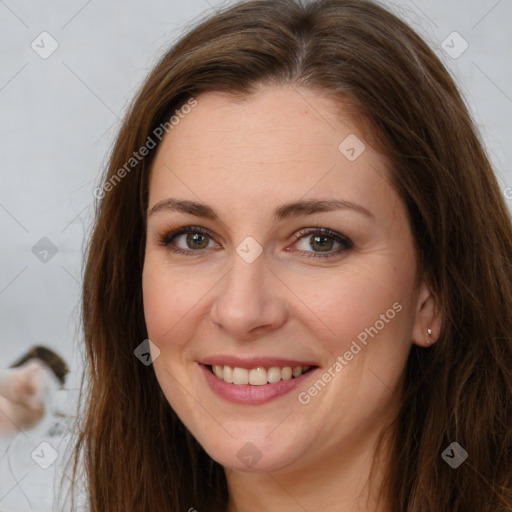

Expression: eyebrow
xmin=148 ymin=197 xmax=374 ymax=221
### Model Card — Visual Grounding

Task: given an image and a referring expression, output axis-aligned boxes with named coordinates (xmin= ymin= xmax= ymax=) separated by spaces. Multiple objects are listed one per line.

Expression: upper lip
xmin=200 ymin=355 xmax=318 ymax=369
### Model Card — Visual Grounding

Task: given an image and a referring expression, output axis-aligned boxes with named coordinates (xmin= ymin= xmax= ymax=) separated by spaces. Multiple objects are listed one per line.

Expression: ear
xmin=411 ymin=277 xmax=442 ymax=347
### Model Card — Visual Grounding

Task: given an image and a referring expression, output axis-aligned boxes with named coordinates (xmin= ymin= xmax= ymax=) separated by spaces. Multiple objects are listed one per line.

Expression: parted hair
xmin=69 ymin=0 xmax=512 ymax=510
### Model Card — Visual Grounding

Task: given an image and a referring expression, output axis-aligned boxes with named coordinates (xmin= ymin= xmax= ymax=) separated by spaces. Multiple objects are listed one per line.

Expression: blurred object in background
xmin=0 ymin=346 xmax=84 ymax=512
xmin=0 ymin=346 xmax=68 ymax=436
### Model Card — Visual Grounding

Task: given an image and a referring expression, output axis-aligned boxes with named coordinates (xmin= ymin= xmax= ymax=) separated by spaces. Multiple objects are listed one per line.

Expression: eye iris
xmin=187 ymin=232 xmax=209 ymax=249
xmin=310 ymin=235 xmax=333 ymax=252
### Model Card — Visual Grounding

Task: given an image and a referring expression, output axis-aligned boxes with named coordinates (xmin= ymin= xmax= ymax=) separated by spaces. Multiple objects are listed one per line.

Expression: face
xmin=142 ymin=85 xmax=431 ymax=474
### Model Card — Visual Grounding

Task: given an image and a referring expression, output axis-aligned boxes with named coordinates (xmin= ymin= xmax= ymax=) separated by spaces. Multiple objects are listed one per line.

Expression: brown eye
xmin=309 ymin=234 xmax=334 ymax=252
xmin=158 ymin=226 xmax=218 ymax=255
xmin=291 ymin=228 xmax=353 ymax=259
xmin=185 ymin=232 xmax=210 ymax=249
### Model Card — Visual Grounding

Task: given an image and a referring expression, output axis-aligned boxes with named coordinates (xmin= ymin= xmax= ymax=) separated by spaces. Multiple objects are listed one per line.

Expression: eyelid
xmin=159 ymin=225 xmax=213 ymax=245
xmin=291 ymin=227 xmax=353 ymax=247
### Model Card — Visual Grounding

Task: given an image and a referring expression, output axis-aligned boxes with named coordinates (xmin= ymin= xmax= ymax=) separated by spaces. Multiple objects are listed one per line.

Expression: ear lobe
xmin=411 ymin=278 xmax=443 ymax=347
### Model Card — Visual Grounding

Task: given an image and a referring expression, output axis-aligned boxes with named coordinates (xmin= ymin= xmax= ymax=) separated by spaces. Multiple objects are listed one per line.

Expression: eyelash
xmin=156 ymin=225 xmax=353 ymax=259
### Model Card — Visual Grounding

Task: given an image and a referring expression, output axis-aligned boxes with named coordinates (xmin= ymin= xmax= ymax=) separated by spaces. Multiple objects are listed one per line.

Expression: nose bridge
xmin=210 ymin=246 xmax=287 ymax=336
xmin=220 ymin=249 xmax=268 ymax=313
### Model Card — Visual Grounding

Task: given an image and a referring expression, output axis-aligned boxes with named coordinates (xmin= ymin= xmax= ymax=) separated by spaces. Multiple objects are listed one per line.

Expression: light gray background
xmin=1 ymin=0 xmax=511 ymax=389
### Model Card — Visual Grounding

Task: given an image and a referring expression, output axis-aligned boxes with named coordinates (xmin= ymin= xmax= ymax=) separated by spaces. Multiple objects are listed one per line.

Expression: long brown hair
xmin=68 ymin=0 xmax=512 ymax=510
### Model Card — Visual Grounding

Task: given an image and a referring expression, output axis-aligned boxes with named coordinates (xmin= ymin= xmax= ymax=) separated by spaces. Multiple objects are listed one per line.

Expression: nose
xmin=209 ymin=251 xmax=288 ymax=340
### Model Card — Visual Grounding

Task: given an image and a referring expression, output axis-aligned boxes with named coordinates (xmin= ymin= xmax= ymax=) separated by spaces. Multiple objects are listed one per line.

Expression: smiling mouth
xmin=207 ymin=364 xmax=314 ymax=385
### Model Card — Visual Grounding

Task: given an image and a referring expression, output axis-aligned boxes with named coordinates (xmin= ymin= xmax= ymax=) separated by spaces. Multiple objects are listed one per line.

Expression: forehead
xmin=147 ymin=85 xmax=395 ymax=218
xmin=157 ymin=86 xmax=362 ymax=162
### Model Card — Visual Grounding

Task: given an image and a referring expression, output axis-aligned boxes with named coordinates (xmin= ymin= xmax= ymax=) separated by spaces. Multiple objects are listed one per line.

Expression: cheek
xmin=297 ymin=262 xmax=414 ymax=360
xmin=142 ymin=259 xmax=195 ymax=348
xmin=142 ymin=262 xmax=198 ymax=406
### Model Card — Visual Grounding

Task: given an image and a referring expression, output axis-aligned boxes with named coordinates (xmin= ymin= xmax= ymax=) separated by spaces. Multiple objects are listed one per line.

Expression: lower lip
xmin=199 ymin=363 xmax=317 ymax=405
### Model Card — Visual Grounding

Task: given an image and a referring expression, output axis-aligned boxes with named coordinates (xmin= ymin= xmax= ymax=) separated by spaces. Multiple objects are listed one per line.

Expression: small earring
xmin=426 ymin=327 xmax=432 ymax=345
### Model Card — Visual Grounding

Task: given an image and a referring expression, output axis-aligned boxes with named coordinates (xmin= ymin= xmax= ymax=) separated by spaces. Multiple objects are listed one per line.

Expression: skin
xmin=0 ymin=361 xmax=46 ymax=435
xmin=142 ymin=84 xmax=442 ymax=512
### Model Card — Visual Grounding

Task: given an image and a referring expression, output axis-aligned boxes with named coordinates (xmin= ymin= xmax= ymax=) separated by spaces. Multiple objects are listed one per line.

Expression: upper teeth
xmin=211 ymin=365 xmax=310 ymax=385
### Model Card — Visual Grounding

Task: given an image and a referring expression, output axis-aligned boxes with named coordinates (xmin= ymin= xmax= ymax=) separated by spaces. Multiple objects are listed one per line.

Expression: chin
xmin=193 ymin=425 xmax=307 ymax=473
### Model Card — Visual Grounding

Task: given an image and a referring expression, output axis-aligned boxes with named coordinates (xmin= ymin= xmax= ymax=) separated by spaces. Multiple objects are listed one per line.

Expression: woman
xmin=70 ymin=0 xmax=512 ymax=510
